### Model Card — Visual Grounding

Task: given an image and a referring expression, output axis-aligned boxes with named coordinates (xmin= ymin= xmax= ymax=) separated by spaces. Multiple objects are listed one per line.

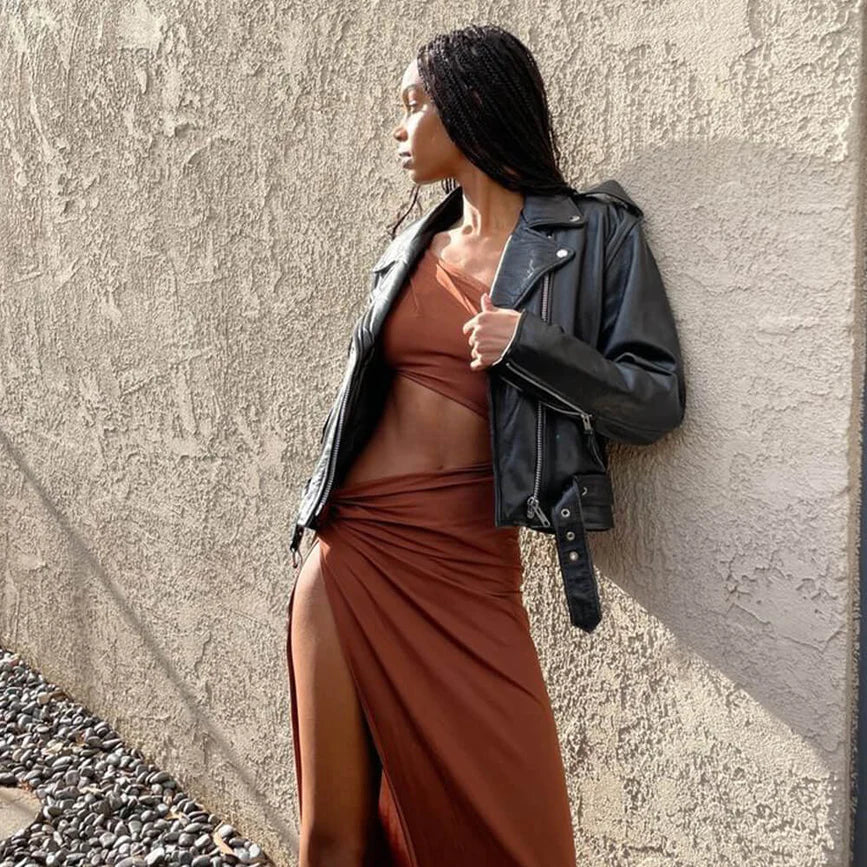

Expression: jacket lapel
xmin=489 ymin=224 xmax=575 ymax=309
xmin=365 ymin=186 xmax=587 ymax=342
xmin=365 ymin=187 xmax=463 ymax=340
xmin=490 ymin=191 xmax=586 ymax=309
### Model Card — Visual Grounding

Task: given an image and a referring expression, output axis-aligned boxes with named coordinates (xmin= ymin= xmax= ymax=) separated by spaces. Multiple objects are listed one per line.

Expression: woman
xmin=286 ymin=23 xmax=684 ymax=867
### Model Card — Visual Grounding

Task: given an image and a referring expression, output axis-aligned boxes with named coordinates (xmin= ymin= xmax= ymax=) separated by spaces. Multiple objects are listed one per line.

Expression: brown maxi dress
xmin=286 ymin=247 xmax=577 ymax=867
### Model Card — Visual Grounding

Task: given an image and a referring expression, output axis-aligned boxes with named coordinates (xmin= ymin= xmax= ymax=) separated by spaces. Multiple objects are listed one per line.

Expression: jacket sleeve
xmin=491 ymin=216 xmax=686 ymax=445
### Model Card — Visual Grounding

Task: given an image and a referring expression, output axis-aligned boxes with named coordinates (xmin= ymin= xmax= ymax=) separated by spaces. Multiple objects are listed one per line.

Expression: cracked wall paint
xmin=0 ymin=2 xmax=864 ymax=866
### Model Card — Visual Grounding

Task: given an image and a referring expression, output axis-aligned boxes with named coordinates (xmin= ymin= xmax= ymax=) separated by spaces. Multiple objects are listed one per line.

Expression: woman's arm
xmin=491 ymin=216 xmax=686 ymax=445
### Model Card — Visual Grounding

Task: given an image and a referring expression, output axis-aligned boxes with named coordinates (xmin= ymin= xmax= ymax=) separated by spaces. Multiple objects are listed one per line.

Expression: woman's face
xmin=392 ymin=59 xmax=462 ymax=184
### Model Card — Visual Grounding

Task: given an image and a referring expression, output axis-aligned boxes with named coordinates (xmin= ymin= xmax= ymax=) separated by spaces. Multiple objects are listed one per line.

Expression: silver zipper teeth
xmin=506 ymin=352 xmax=603 ymax=468
xmin=523 ymin=271 xmax=552 ymax=528
xmin=505 ymin=357 xmax=595 ymax=430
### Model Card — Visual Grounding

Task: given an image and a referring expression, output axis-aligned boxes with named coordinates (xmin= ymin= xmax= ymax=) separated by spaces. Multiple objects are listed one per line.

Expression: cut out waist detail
xmin=339 ymin=375 xmax=491 ymax=489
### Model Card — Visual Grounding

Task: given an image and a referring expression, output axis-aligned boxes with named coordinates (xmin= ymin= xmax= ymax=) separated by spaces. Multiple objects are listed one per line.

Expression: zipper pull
xmin=526 ymin=495 xmax=552 ymax=528
xmin=580 ymin=411 xmax=593 ymax=432
xmin=290 ymin=524 xmax=305 ymax=568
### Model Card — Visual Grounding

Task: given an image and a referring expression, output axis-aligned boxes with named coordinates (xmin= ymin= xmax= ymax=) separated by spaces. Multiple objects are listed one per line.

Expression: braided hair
xmin=387 ymin=23 xmax=575 ymax=238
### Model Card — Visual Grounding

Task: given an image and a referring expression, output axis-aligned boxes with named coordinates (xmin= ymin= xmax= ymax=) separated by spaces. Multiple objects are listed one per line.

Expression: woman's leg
xmin=290 ymin=541 xmax=382 ymax=867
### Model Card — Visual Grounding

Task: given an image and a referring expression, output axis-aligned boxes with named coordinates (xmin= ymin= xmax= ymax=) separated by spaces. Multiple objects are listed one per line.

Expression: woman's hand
xmin=462 ymin=293 xmax=522 ymax=370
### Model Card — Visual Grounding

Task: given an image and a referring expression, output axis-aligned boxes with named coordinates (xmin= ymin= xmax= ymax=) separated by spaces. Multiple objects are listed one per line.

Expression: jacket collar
xmin=362 ymin=187 xmax=588 ymax=335
xmin=370 ymin=185 xmax=585 ymax=274
xmin=522 ymin=188 xmax=586 ymax=228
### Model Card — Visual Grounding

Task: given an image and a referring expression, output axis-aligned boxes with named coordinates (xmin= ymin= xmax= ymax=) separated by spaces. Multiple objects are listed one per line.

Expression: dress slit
xmin=286 ymin=546 xmax=416 ymax=867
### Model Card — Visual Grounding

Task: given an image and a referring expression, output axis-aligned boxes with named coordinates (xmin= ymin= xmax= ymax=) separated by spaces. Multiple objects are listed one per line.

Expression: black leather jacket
xmin=289 ymin=179 xmax=686 ymax=632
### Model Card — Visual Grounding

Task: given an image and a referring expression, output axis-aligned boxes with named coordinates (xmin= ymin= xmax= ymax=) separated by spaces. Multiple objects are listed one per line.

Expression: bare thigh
xmin=290 ymin=539 xmax=381 ymax=862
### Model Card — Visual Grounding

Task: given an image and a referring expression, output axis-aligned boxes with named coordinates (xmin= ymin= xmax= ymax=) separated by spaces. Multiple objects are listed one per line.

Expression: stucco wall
xmin=0 ymin=2 xmax=864 ymax=866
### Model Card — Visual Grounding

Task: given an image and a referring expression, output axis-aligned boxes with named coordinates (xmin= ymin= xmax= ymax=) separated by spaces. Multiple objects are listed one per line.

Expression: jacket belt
xmin=550 ymin=476 xmax=603 ymax=632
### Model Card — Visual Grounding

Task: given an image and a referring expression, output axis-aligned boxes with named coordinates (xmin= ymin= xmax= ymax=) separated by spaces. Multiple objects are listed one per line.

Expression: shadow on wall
xmin=0 ymin=427 xmax=300 ymax=857
xmin=591 ymin=139 xmax=856 ymax=759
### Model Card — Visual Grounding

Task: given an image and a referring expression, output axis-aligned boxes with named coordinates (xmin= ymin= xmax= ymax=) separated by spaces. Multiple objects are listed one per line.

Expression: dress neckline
xmin=426 ymin=248 xmax=491 ymax=294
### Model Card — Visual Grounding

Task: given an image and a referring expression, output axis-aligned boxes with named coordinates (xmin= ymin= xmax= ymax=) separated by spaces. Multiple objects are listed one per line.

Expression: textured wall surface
xmin=0 ymin=1 xmax=864 ymax=866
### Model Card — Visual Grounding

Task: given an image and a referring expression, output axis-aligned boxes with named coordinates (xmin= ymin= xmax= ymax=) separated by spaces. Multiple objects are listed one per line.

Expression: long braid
xmin=388 ymin=24 xmax=573 ymax=238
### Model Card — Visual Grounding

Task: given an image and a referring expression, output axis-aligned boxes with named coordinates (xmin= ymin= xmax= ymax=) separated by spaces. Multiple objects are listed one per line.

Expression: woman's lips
xmin=399 ymin=153 xmax=412 ymax=166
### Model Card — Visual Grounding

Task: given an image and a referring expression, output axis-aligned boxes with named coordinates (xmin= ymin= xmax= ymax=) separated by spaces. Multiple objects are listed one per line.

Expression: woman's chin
xmin=406 ymin=168 xmax=450 ymax=186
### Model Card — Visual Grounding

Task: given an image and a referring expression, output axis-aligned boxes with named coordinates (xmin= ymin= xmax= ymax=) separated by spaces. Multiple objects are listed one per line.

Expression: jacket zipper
xmin=518 ymin=271 xmax=553 ymax=528
xmin=504 ymin=356 xmax=602 ymax=465
xmin=488 ymin=231 xmax=514 ymax=525
xmin=504 ymin=267 xmax=604 ymax=525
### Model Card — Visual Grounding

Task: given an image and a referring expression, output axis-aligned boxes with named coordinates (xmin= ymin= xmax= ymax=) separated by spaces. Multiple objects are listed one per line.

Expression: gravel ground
xmin=0 ymin=647 xmax=275 ymax=867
